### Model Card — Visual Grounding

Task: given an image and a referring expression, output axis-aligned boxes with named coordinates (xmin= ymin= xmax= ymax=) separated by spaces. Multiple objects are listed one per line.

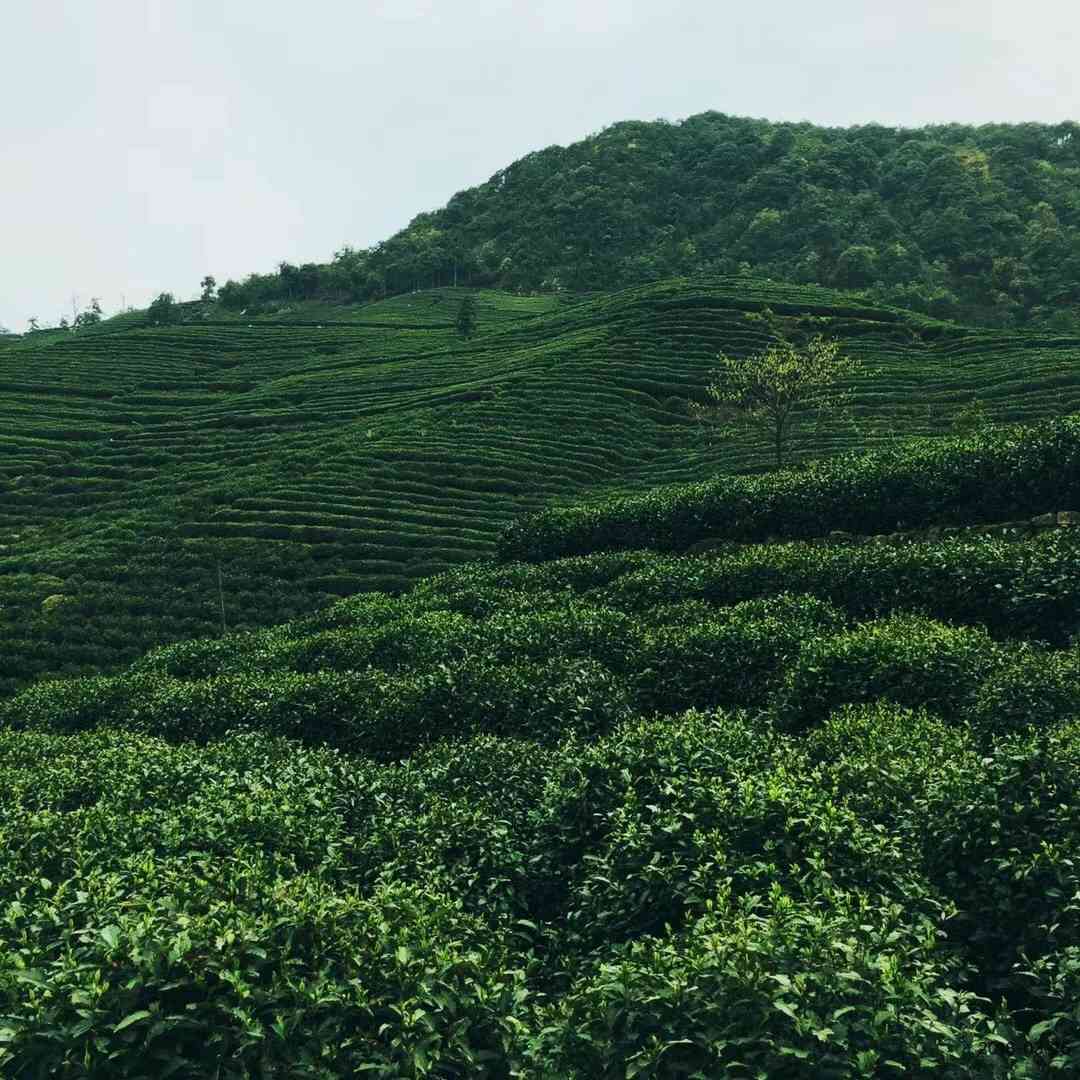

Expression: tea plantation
xmin=2 ymin=278 xmax=1080 ymax=1076
xmin=2 ymin=278 xmax=1080 ymax=698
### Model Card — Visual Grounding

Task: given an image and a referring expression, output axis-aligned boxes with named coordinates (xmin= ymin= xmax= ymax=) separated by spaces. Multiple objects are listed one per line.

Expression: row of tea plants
xmin=1 ymin=516 xmax=1078 ymax=1075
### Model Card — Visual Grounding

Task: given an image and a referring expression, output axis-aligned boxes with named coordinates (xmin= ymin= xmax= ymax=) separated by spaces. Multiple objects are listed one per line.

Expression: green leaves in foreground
xmin=2 ymin=712 xmax=1080 ymax=1075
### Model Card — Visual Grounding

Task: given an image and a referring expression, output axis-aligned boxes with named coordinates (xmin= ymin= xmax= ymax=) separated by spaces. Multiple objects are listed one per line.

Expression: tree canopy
xmin=147 ymin=292 xmax=178 ymax=326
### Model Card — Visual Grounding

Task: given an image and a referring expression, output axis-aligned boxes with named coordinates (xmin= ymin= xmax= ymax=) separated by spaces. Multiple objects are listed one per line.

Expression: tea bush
xmin=4 ymin=657 xmax=633 ymax=759
xmin=630 ymin=592 xmax=846 ymax=712
xmin=772 ymin=614 xmax=1005 ymax=731
xmin=499 ymin=417 xmax=1080 ymax=562
xmin=5 ymin=279 xmax=1080 ymax=698
xmin=1014 ymin=945 xmax=1080 ymax=1075
xmin=1 ymin=376 xmax=1079 ymax=1072
xmin=6 ymin=703 xmax=1080 ymax=1073
xmin=907 ymin=720 xmax=1080 ymax=1006
xmin=968 ymin=644 xmax=1080 ymax=736
xmin=527 ymin=881 xmax=1005 ymax=1079
xmin=589 ymin=529 xmax=1080 ymax=644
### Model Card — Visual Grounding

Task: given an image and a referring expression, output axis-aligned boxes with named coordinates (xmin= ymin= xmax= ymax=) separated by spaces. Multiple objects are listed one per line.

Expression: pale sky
xmin=2 ymin=0 xmax=1077 ymax=332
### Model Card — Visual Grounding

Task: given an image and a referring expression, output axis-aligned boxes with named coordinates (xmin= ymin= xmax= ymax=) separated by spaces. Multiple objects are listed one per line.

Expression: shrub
xmin=340 ymin=734 xmax=567 ymax=924
xmin=0 ymin=673 xmax=158 ymax=733
xmin=129 ymin=629 xmax=287 ymax=679
xmin=499 ymin=417 xmax=1080 ymax=562
xmin=280 ymin=610 xmax=475 ymax=674
xmin=631 ymin=592 xmax=847 ymax=712
xmin=0 ymin=876 xmax=525 ymax=1079
xmin=1013 ymin=945 xmax=1080 ymax=1075
xmin=908 ymin=719 xmax=1080 ymax=1002
xmin=552 ymin=713 xmax=930 ymax=958
xmin=801 ymin=701 xmax=978 ymax=831
xmin=10 ymin=658 xmax=632 ymax=760
xmin=969 ymin=644 xmax=1080 ymax=737
xmin=590 ymin=530 xmax=1080 ymax=644
xmin=773 ymin=614 xmax=1003 ymax=731
xmin=526 ymin=880 xmax=1002 ymax=1078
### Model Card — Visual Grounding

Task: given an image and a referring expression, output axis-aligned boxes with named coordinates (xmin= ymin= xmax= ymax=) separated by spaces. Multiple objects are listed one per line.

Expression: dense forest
xmin=211 ymin=112 xmax=1080 ymax=330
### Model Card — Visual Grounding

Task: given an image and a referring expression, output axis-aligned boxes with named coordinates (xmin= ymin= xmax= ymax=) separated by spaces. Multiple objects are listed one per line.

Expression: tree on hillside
xmin=217 ymin=280 xmax=246 ymax=310
xmin=691 ymin=314 xmax=861 ymax=470
xmin=951 ymin=398 xmax=994 ymax=436
xmin=456 ymin=293 xmax=478 ymax=339
xmin=200 ymin=276 xmax=217 ymax=302
xmin=147 ymin=292 xmax=178 ymax=326
xmin=73 ymin=298 xmax=102 ymax=329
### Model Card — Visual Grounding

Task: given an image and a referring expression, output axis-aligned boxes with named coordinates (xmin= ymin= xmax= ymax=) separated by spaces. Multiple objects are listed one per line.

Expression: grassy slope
xmin=2 ymin=276 xmax=1079 ymax=695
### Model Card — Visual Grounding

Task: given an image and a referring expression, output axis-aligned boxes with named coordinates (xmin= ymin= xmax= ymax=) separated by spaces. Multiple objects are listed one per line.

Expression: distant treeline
xmin=213 ymin=112 xmax=1080 ymax=328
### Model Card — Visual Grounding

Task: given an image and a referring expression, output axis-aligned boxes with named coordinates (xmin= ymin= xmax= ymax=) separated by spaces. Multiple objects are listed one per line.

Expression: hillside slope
xmin=2 ymin=278 xmax=1080 ymax=695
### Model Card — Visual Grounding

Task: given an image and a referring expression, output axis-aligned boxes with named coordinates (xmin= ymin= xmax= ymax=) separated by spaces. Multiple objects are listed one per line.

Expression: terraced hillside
xmin=2 ymin=277 xmax=1080 ymax=696
xmin=96 ymin=287 xmax=567 ymax=333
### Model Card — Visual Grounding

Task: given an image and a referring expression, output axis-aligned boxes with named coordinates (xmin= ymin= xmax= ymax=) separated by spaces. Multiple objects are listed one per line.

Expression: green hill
xmin=3 ymin=278 xmax=1080 ymax=697
xmin=207 ymin=112 xmax=1080 ymax=331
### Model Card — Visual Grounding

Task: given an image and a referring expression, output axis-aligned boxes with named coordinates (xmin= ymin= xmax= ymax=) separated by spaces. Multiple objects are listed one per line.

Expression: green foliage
xmin=952 ymin=397 xmax=994 ymax=436
xmin=911 ymin=720 xmax=1080 ymax=1004
xmin=0 ymin=733 xmax=525 ymax=1078
xmin=3 ymin=631 xmax=1079 ymax=1073
xmin=773 ymin=614 xmax=1004 ymax=732
xmin=1016 ymin=945 xmax=1080 ymax=1074
xmin=969 ymin=644 xmax=1080 ymax=736
xmin=2 ymin=273 xmax=1080 ymax=1072
xmin=2 ymin=277 xmax=1079 ymax=698
xmin=72 ymin=298 xmax=102 ymax=330
xmin=692 ymin=320 xmax=860 ymax=468
xmin=146 ymin=292 xmax=178 ymax=326
xmin=499 ymin=417 xmax=1080 ymax=562
xmin=529 ymin=883 xmax=1002 ymax=1079
xmin=4 ymin=657 xmax=632 ymax=759
xmin=631 ymin=593 xmax=847 ymax=712
xmin=204 ymin=113 xmax=1080 ymax=331
xmin=588 ymin=527 xmax=1080 ymax=644
xmin=455 ymin=291 xmax=478 ymax=338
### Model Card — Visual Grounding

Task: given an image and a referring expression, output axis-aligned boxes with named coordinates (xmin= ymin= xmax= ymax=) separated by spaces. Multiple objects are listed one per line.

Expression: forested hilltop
xmin=212 ymin=113 xmax=1080 ymax=330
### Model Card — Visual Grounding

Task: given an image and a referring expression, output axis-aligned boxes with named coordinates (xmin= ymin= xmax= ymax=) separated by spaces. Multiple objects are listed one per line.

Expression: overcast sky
xmin=2 ymin=0 xmax=1077 ymax=332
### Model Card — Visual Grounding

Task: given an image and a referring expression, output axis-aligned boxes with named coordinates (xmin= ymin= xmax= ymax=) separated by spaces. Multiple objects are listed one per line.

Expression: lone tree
xmin=455 ymin=293 xmax=478 ymax=339
xmin=73 ymin=298 xmax=102 ymax=329
xmin=147 ymin=292 xmax=178 ymax=326
xmin=200 ymin=275 xmax=217 ymax=302
xmin=691 ymin=314 xmax=860 ymax=470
